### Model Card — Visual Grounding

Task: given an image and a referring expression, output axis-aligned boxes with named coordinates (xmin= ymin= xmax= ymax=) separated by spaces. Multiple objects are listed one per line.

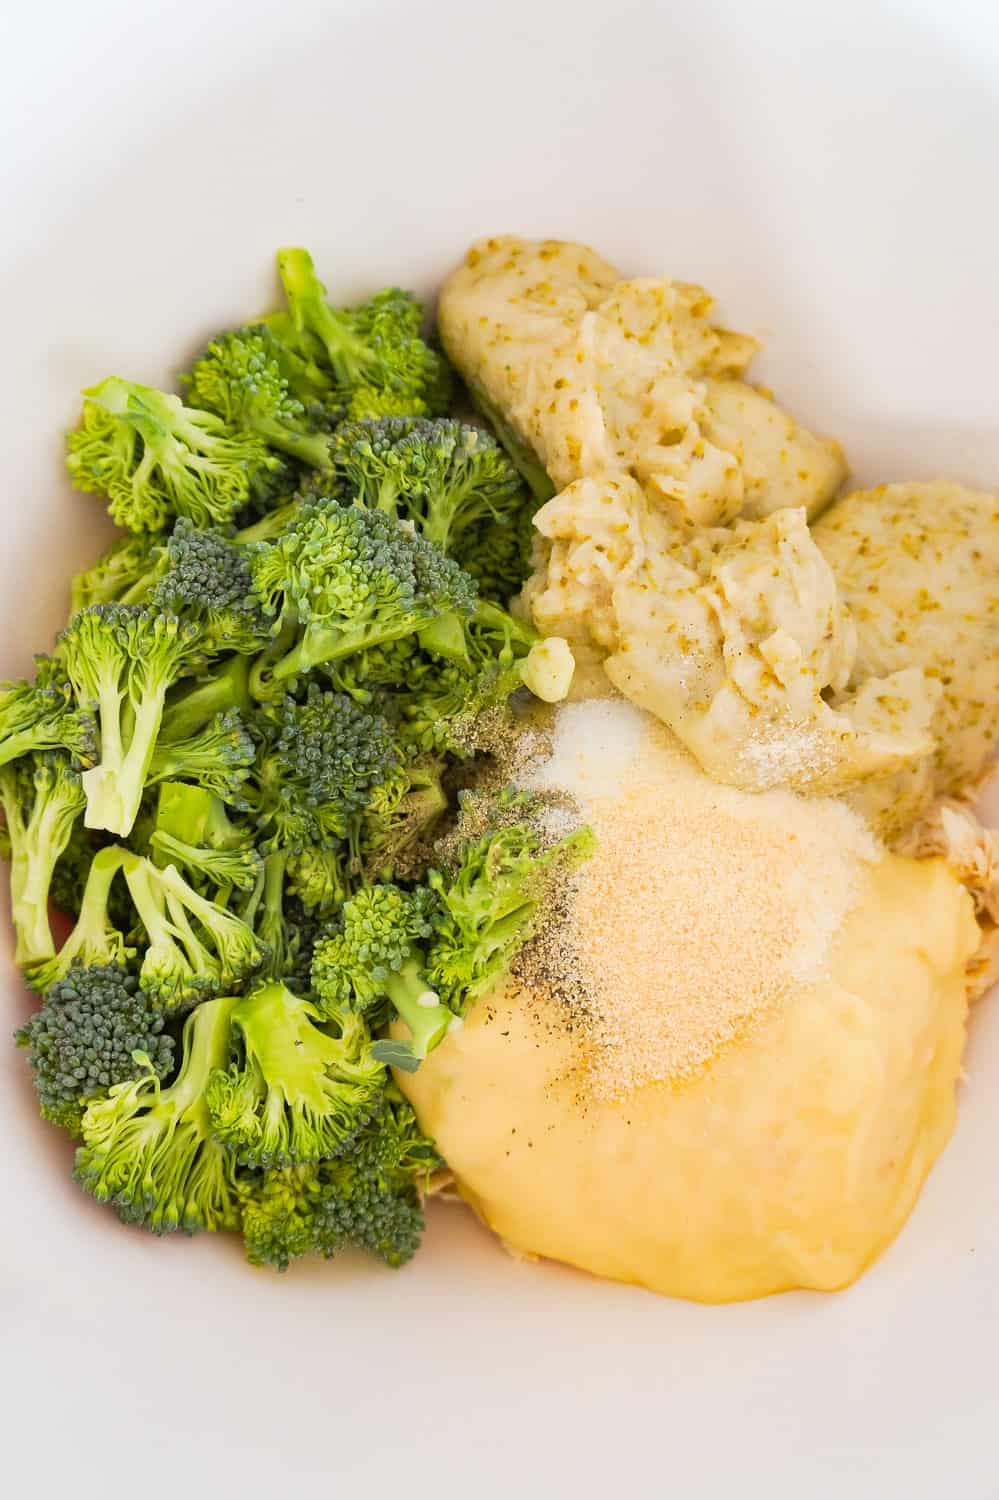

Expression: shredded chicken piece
xmin=899 ymin=796 xmax=999 ymax=999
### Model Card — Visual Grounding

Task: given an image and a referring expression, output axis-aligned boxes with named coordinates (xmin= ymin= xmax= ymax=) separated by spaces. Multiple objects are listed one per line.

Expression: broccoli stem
xmin=250 ymin=415 xmax=331 ymax=470
xmin=8 ymin=782 xmax=84 ymax=966
xmin=82 ymin=683 xmax=169 ymax=837
xmin=160 ymin=658 xmax=251 ymax=743
xmin=277 ymin=249 xmax=375 ymax=387
xmin=49 ymin=846 xmax=130 ymax=967
xmin=417 ymin=612 xmax=471 ymax=665
xmin=270 ymin=617 xmax=426 ymax=683
xmin=383 ymin=955 xmax=453 ymax=1060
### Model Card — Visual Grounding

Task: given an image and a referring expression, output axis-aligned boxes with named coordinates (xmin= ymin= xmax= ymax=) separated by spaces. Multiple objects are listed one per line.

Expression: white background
xmin=2 ymin=1 xmax=998 ymax=1494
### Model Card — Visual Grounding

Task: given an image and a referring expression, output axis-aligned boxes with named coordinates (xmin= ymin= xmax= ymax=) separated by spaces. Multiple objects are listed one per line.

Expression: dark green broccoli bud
xmin=59 ymin=603 xmax=204 ymax=837
xmin=149 ymin=519 xmax=273 ymax=656
xmin=159 ymin=656 xmax=252 ymax=744
xmin=0 ymin=669 xmax=98 ymax=771
xmin=70 ymin=532 xmax=170 ymax=613
xmin=148 ymin=782 xmax=261 ymax=893
xmin=427 ymin=805 xmax=596 ymax=1015
xmin=146 ymin=709 xmax=256 ymax=803
xmin=184 ymin=326 xmax=334 ymax=469
xmin=24 ymin=844 xmax=133 ymax=992
xmin=74 ymin=993 xmax=240 ymax=1234
xmin=239 ymin=1093 xmax=439 ymax=1271
xmin=16 ymin=962 xmax=174 ymax=1138
xmin=248 ymin=498 xmax=477 ymax=686
xmin=66 ymin=377 xmax=281 ymax=533
xmin=334 ymin=416 xmax=528 ymax=554
xmin=121 ymin=850 xmax=263 ymax=1010
xmin=205 ymin=979 xmax=384 ymax=1169
xmin=311 ymin=883 xmax=453 ymax=1071
xmin=0 ymin=753 xmax=86 ymax=968
xmin=285 ymin=844 xmax=350 ymax=913
xmin=275 ymin=249 xmax=449 ymax=417
xmin=244 ymin=687 xmax=398 ymax=852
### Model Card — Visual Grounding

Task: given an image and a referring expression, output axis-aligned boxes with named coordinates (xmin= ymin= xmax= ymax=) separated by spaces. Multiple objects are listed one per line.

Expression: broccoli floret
xmin=334 ymin=417 xmax=528 ymax=555
xmin=16 ymin=963 xmax=174 ymax=1137
xmin=59 ymin=603 xmax=204 ymax=837
xmin=244 ymin=687 xmax=398 ymax=851
xmin=427 ymin=806 xmax=595 ymax=1015
xmin=358 ymin=759 xmax=447 ymax=880
xmin=149 ymin=519 xmax=273 ymax=656
xmin=205 ymin=979 xmax=384 ymax=1168
xmin=239 ymin=1092 xmax=439 ymax=1270
xmin=0 ymin=669 xmax=97 ymax=771
xmin=74 ymin=993 xmax=240 ymax=1234
xmin=121 ymin=851 xmax=263 ymax=1009
xmin=158 ymin=656 xmax=252 ymax=744
xmin=248 ymin=498 xmax=477 ymax=685
xmin=274 ymin=249 xmax=448 ymax=417
xmin=24 ymin=844 xmax=133 ymax=992
xmin=0 ymin=753 xmax=86 ymax=968
xmin=284 ymin=844 xmax=350 ymax=914
xmin=184 ymin=326 xmax=335 ymax=469
xmin=311 ymin=883 xmax=453 ymax=1071
xmin=147 ymin=709 xmax=255 ymax=803
xmin=149 ymin=782 xmax=261 ymax=893
xmin=70 ymin=532 xmax=170 ymax=613
xmin=66 ymin=377 xmax=281 ymax=533
xmin=451 ymin=500 xmax=540 ymax=604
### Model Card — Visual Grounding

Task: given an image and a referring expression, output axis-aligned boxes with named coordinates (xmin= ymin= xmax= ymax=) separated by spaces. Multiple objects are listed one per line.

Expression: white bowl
xmin=3 ymin=1 xmax=998 ymax=1494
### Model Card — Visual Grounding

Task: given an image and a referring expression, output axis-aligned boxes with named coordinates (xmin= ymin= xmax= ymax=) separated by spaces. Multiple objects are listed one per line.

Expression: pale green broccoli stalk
xmin=0 ymin=669 xmax=97 ymax=771
xmin=58 ymin=603 xmax=204 ymax=837
xmin=146 ymin=708 xmax=256 ymax=803
xmin=205 ymin=979 xmax=384 ymax=1168
xmin=158 ymin=656 xmax=252 ymax=744
xmin=427 ymin=806 xmax=596 ymax=1014
xmin=274 ymin=248 xmax=449 ymax=417
xmin=247 ymin=498 xmax=478 ymax=686
xmin=149 ymin=518 xmax=273 ymax=656
xmin=333 ymin=416 xmax=528 ymax=554
xmin=243 ymin=687 xmax=398 ymax=852
xmin=66 ymin=376 xmax=281 ymax=532
xmin=149 ymin=782 xmax=261 ymax=893
xmin=121 ymin=851 xmax=263 ymax=1010
xmin=16 ymin=962 xmax=174 ymax=1137
xmin=184 ymin=326 xmax=334 ymax=469
xmin=74 ymin=993 xmax=241 ymax=1234
xmin=0 ymin=753 xmax=86 ymax=967
xmin=23 ymin=845 xmax=133 ymax=992
xmin=311 ymin=883 xmax=454 ymax=1071
xmin=239 ymin=849 xmax=306 ymax=983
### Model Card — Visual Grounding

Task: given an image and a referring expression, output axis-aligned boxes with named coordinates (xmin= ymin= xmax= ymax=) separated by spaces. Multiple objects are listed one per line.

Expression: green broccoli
xmin=243 ymin=687 xmax=398 ymax=852
xmin=16 ymin=962 xmax=174 ymax=1137
xmin=239 ymin=1091 xmax=440 ymax=1270
xmin=70 ymin=532 xmax=170 ymax=613
xmin=149 ymin=518 xmax=273 ymax=656
xmin=148 ymin=782 xmax=261 ymax=893
xmin=67 ymin=376 xmax=282 ymax=533
xmin=427 ymin=804 xmax=595 ymax=1014
xmin=0 ymin=669 xmax=97 ymax=771
xmin=274 ymin=249 xmax=449 ymax=418
xmin=121 ymin=850 xmax=263 ymax=1009
xmin=311 ymin=883 xmax=454 ymax=1071
xmin=184 ymin=326 xmax=334 ymax=469
xmin=24 ymin=844 xmax=133 ymax=992
xmin=284 ymin=844 xmax=351 ymax=914
xmin=357 ymin=758 xmax=447 ymax=880
xmin=59 ymin=603 xmax=204 ymax=837
xmin=333 ymin=416 xmax=528 ymax=554
xmin=205 ymin=979 xmax=384 ymax=1168
xmin=248 ymin=498 xmax=477 ymax=685
xmin=0 ymin=753 xmax=86 ymax=968
xmin=74 ymin=993 xmax=240 ymax=1234
xmin=146 ymin=709 xmax=255 ymax=804
xmin=158 ymin=655 xmax=252 ymax=744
